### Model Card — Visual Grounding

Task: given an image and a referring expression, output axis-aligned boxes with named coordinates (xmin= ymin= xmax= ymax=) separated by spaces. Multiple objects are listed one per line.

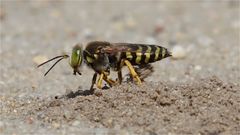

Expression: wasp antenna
xmin=37 ymin=55 xmax=69 ymax=68
xmin=44 ymin=57 xmax=67 ymax=76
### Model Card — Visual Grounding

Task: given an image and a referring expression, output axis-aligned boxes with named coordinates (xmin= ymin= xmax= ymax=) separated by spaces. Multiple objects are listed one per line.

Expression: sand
xmin=0 ymin=1 xmax=239 ymax=135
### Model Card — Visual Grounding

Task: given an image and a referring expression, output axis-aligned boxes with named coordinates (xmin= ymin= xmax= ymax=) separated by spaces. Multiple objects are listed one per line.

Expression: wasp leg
xmin=124 ymin=60 xmax=142 ymax=85
xmin=103 ymin=76 xmax=116 ymax=87
xmin=117 ymin=70 xmax=123 ymax=84
xmin=116 ymin=59 xmax=125 ymax=84
xmin=97 ymin=73 xmax=104 ymax=89
xmin=90 ymin=73 xmax=97 ymax=91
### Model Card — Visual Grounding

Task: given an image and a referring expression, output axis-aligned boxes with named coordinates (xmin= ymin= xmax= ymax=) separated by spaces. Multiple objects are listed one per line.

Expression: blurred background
xmin=0 ymin=1 xmax=240 ymax=135
xmin=0 ymin=1 xmax=239 ymax=96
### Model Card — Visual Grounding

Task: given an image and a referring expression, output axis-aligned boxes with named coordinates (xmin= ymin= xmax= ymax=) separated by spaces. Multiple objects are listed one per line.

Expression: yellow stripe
xmin=155 ymin=47 xmax=160 ymax=61
xmin=135 ymin=46 xmax=142 ymax=64
xmin=126 ymin=52 xmax=133 ymax=60
xmin=136 ymin=53 xmax=142 ymax=64
xmin=144 ymin=46 xmax=151 ymax=63
xmin=86 ymin=56 xmax=94 ymax=63
xmin=162 ymin=48 xmax=166 ymax=58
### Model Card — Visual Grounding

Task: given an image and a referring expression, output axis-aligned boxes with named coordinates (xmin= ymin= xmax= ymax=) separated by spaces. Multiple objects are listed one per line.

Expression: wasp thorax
xmin=69 ymin=44 xmax=83 ymax=75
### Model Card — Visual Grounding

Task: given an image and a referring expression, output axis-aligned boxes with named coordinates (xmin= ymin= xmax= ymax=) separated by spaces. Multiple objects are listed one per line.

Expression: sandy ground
xmin=0 ymin=1 xmax=240 ymax=135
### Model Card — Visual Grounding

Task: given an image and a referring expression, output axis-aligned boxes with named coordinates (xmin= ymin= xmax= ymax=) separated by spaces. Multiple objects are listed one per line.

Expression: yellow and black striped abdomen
xmin=120 ymin=44 xmax=171 ymax=65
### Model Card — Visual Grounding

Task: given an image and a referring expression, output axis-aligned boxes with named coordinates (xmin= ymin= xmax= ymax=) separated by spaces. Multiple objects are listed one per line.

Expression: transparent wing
xmin=99 ymin=44 xmax=130 ymax=55
xmin=100 ymin=43 xmax=149 ymax=54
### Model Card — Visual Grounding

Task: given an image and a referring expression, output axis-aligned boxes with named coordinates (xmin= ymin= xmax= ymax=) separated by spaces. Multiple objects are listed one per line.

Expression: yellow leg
xmin=97 ymin=73 xmax=104 ymax=89
xmin=124 ymin=60 xmax=142 ymax=85
xmin=103 ymin=75 xmax=117 ymax=86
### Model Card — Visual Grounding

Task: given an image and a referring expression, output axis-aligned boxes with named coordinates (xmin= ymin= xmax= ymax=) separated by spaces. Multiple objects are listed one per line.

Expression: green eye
xmin=70 ymin=45 xmax=82 ymax=68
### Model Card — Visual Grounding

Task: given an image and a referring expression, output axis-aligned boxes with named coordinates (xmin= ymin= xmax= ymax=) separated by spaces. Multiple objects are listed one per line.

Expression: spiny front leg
xmin=90 ymin=73 xmax=97 ymax=91
xmin=124 ymin=60 xmax=142 ymax=85
xmin=116 ymin=59 xmax=125 ymax=84
xmin=117 ymin=70 xmax=123 ymax=84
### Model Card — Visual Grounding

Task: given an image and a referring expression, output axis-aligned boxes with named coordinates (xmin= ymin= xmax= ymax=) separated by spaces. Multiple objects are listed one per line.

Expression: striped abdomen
xmin=120 ymin=44 xmax=172 ymax=65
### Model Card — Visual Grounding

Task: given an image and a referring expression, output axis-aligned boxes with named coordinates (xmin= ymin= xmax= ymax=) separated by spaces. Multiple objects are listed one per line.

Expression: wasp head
xmin=69 ymin=44 xmax=83 ymax=75
xmin=38 ymin=44 xmax=84 ymax=76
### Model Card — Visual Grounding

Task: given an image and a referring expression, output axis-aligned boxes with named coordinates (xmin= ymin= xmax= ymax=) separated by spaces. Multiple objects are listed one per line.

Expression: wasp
xmin=37 ymin=41 xmax=172 ymax=91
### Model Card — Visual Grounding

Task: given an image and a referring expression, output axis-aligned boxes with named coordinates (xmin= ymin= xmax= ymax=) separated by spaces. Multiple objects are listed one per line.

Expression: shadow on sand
xmin=56 ymin=85 xmax=110 ymax=99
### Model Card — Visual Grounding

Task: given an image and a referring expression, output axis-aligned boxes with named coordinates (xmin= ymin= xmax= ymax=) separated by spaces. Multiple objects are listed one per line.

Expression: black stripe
xmin=140 ymin=54 xmax=146 ymax=64
xmin=162 ymin=48 xmax=167 ymax=58
xmin=158 ymin=46 xmax=163 ymax=60
xmin=141 ymin=45 xmax=148 ymax=52
xmin=140 ymin=45 xmax=148 ymax=64
xmin=149 ymin=46 xmax=157 ymax=63
xmin=120 ymin=52 xmax=126 ymax=59
xmin=131 ymin=52 xmax=137 ymax=65
xmin=163 ymin=48 xmax=171 ymax=58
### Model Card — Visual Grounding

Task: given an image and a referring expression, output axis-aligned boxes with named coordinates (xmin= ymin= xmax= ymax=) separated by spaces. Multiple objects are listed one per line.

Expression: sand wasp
xmin=38 ymin=41 xmax=172 ymax=91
